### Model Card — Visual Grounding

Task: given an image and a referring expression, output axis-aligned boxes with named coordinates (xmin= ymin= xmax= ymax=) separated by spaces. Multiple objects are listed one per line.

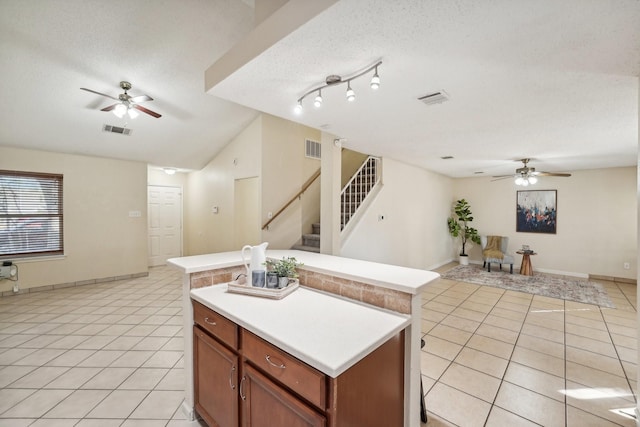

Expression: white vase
xmin=459 ymin=255 xmax=469 ymax=266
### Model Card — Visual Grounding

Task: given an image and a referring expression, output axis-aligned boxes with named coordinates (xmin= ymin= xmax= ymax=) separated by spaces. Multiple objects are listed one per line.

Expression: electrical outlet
xmin=12 ymin=282 xmax=19 ymax=293
xmin=623 ymin=262 xmax=630 ymax=270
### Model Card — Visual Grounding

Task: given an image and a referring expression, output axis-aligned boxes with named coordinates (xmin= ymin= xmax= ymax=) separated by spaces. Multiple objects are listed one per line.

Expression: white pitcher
xmin=241 ymin=242 xmax=268 ymax=285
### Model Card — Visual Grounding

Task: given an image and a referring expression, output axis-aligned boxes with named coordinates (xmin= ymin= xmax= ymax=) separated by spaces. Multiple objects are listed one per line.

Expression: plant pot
xmin=278 ymin=276 xmax=290 ymax=289
xmin=459 ymin=255 xmax=469 ymax=266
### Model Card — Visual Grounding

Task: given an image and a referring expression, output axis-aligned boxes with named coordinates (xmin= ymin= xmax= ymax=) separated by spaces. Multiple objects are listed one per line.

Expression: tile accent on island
xmin=295 ymin=270 xmax=412 ymax=314
xmin=187 ymin=266 xmax=412 ymax=315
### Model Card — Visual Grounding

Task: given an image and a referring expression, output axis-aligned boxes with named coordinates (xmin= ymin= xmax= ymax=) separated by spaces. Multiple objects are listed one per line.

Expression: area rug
xmin=440 ymin=264 xmax=615 ymax=308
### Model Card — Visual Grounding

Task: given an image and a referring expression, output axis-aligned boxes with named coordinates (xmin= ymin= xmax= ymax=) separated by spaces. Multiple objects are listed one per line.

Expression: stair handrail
xmin=262 ymin=168 xmax=321 ymax=230
xmin=340 ymin=156 xmax=381 ymax=230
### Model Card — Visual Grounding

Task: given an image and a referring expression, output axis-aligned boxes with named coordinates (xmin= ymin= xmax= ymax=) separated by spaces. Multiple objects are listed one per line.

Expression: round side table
xmin=516 ymin=251 xmax=537 ymax=276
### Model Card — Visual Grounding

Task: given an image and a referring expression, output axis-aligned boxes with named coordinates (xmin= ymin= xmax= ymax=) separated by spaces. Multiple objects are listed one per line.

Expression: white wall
xmin=0 ymin=147 xmax=148 ymax=292
xmin=454 ymin=167 xmax=637 ymax=279
xmin=185 ymin=116 xmax=262 ymax=255
xmin=341 ymin=158 xmax=455 ymax=270
xmin=261 ymin=114 xmax=321 ymax=249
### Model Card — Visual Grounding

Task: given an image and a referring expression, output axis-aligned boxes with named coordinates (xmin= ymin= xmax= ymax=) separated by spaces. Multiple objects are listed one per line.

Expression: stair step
xmin=312 ymin=223 xmax=320 ymax=234
xmin=302 ymin=233 xmax=320 ymax=247
xmin=292 ymin=244 xmax=320 ymax=253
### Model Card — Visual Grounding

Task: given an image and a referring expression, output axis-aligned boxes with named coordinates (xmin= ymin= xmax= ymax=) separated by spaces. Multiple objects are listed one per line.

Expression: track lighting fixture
xmin=314 ymin=90 xmax=323 ymax=108
xmin=346 ymin=82 xmax=355 ymax=102
xmin=370 ymin=66 xmax=380 ymax=90
xmin=294 ymin=60 xmax=382 ymax=113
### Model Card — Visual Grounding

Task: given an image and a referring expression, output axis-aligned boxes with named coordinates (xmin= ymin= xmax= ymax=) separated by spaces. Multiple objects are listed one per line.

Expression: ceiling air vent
xmin=103 ymin=124 xmax=132 ymax=136
xmin=305 ymin=139 xmax=321 ymax=159
xmin=418 ymin=90 xmax=449 ymax=106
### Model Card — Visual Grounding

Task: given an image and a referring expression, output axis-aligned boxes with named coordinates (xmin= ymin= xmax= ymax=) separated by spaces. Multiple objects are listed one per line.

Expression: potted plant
xmin=265 ymin=257 xmax=303 ymax=288
xmin=447 ymin=199 xmax=480 ymax=265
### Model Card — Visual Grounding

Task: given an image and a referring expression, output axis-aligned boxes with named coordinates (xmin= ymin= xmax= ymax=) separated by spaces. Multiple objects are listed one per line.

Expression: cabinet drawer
xmin=193 ymin=301 xmax=238 ymax=350
xmin=242 ymin=330 xmax=326 ymax=410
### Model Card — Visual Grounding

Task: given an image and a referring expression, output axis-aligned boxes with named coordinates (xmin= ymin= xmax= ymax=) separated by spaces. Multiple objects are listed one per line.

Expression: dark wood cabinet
xmin=192 ymin=300 xmax=404 ymax=427
xmin=241 ymin=364 xmax=325 ymax=427
xmin=194 ymin=326 xmax=239 ymax=427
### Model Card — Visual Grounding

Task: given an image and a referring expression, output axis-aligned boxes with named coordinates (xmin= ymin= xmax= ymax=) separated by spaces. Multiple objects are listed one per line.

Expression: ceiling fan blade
xmin=133 ymin=104 xmax=162 ymax=118
xmin=536 ymin=172 xmax=572 ymax=177
xmin=80 ymin=87 xmax=118 ymax=101
xmin=100 ymin=103 xmax=118 ymax=112
xmin=130 ymin=94 xmax=153 ymax=103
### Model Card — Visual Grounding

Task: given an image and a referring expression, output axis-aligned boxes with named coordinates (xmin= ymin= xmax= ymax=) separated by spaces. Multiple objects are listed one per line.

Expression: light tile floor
xmin=0 ymin=264 xmax=637 ymax=427
xmin=0 ymin=266 xmax=205 ymax=427
xmin=422 ymin=263 xmax=638 ymax=427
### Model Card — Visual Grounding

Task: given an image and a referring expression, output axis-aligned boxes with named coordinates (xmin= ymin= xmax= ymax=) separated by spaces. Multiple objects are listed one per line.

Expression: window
xmin=0 ymin=170 xmax=63 ymax=259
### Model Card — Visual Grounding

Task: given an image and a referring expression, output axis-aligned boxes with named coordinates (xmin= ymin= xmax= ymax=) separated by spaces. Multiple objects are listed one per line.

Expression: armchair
xmin=481 ymin=236 xmax=514 ymax=274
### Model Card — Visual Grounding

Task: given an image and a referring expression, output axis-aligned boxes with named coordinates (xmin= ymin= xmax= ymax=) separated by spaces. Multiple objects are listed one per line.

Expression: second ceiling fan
xmin=81 ymin=81 xmax=162 ymax=119
xmin=492 ymin=159 xmax=571 ymax=186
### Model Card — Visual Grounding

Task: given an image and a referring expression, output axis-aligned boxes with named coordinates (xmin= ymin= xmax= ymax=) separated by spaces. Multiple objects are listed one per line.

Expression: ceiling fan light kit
xmin=492 ymin=159 xmax=571 ymax=185
xmin=81 ymin=81 xmax=162 ymax=119
xmin=294 ymin=60 xmax=382 ymax=114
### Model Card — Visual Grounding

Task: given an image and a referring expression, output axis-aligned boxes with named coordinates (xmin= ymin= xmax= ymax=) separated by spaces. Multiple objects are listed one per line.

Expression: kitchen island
xmin=168 ymin=250 xmax=440 ymax=427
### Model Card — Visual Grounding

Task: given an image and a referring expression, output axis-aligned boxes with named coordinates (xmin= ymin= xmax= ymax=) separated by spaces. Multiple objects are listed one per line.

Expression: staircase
xmin=293 ymin=156 xmax=381 ymax=253
xmin=293 ymin=222 xmax=321 ymax=253
xmin=341 ymin=156 xmax=380 ymax=230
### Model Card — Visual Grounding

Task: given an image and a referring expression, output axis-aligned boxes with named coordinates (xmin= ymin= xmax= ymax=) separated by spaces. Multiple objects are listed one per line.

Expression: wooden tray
xmin=227 ymin=279 xmax=299 ymax=300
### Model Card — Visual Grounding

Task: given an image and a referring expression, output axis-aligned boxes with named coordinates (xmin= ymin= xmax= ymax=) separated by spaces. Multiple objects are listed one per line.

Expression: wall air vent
xmin=418 ymin=90 xmax=449 ymax=106
xmin=305 ymin=139 xmax=321 ymax=159
xmin=103 ymin=124 xmax=132 ymax=136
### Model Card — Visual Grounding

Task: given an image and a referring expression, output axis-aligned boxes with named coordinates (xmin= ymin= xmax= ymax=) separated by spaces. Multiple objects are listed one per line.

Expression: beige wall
xmin=341 ymin=158 xmax=455 ymax=269
xmin=341 ymin=148 xmax=369 ymax=188
xmin=185 ymin=116 xmax=262 ymax=255
xmin=261 ymin=114 xmax=321 ymax=248
xmin=0 ymin=147 xmax=148 ymax=292
xmin=454 ymin=167 xmax=637 ymax=279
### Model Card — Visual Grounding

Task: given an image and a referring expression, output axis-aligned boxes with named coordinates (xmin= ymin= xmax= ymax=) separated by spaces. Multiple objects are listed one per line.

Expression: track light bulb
xmin=294 ymin=101 xmax=303 ymax=115
xmin=370 ymin=67 xmax=380 ymax=90
xmin=346 ymin=82 xmax=355 ymax=102
xmin=314 ymin=90 xmax=323 ymax=108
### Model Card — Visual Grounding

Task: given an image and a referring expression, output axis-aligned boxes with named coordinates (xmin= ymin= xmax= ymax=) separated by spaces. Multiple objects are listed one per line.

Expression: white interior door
xmin=234 ymin=177 xmax=260 ymax=249
xmin=148 ymin=185 xmax=182 ymax=266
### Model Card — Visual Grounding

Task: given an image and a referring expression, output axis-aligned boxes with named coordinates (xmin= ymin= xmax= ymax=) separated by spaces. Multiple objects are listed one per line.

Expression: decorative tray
xmin=227 ymin=278 xmax=299 ymax=300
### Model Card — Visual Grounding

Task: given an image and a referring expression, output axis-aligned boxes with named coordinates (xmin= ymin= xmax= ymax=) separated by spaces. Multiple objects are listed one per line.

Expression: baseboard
xmin=425 ymin=258 xmax=456 ymax=270
xmin=0 ymin=271 xmax=149 ymax=298
xmin=590 ymin=274 xmax=637 ymax=285
xmin=180 ymin=400 xmax=196 ymax=421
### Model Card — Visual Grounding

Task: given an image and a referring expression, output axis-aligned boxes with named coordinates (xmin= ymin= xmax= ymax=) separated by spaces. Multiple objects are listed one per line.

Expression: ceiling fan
xmin=492 ymin=159 xmax=571 ymax=186
xmin=80 ymin=81 xmax=161 ymax=119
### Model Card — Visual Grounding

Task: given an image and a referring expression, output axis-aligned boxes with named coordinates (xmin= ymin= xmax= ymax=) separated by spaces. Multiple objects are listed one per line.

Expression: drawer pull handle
xmin=204 ymin=317 xmax=217 ymax=326
xmin=239 ymin=376 xmax=246 ymax=400
xmin=229 ymin=365 xmax=236 ymax=390
xmin=265 ymin=355 xmax=286 ymax=369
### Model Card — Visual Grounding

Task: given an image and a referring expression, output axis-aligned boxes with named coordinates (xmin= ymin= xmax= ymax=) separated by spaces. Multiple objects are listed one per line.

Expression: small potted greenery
xmin=447 ymin=199 xmax=480 ymax=265
xmin=265 ymin=257 xmax=303 ymax=288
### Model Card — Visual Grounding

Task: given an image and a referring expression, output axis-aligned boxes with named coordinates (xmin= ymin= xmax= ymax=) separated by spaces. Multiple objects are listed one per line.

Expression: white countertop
xmin=169 ymin=249 xmax=440 ymax=295
xmin=191 ymin=284 xmax=411 ymax=377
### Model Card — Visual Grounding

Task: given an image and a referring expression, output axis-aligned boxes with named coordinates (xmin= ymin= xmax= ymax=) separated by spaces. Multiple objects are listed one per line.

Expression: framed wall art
xmin=516 ymin=190 xmax=557 ymax=234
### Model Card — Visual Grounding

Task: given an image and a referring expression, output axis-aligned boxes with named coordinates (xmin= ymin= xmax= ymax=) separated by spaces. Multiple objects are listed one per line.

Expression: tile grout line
xmin=482 ymin=289 xmax=536 ymax=427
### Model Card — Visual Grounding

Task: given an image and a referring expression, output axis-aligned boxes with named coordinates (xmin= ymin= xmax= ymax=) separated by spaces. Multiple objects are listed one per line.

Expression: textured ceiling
xmin=0 ymin=0 xmax=638 ymax=178
xmin=208 ymin=0 xmax=640 ymax=178
xmin=0 ymin=0 xmax=258 ymax=171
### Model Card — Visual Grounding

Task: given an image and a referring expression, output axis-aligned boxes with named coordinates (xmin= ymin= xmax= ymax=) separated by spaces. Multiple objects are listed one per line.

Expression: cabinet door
xmin=241 ymin=364 xmax=325 ymax=427
xmin=194 ymin=326 xmax=239 ymax=427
